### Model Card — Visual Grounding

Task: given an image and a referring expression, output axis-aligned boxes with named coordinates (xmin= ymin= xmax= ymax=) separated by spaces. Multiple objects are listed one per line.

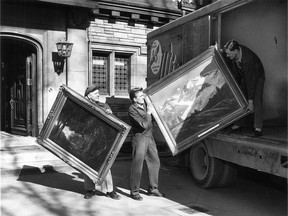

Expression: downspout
xmin=65 ymin=10 xmax=69 ymax=86
xmin=87 ymin=25 xmax=92 ymax=85
xmin=217 ymin=14 xmax=222 ymax=46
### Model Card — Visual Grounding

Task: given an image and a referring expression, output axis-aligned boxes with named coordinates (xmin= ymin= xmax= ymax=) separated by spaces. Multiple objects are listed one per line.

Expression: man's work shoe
xmin=106 ymin=191 xmax=121 ymax=200
xmin=254 ymin=130 xmax=262 ymax=137
xmin=147 ymin=190 xmax=165 ymax=197
xmin=84 ymin=190 xmax=96 ymax=199
xmin=130 ymin=194 xmax=143 ymax=201
xmin=230 ymin=125 xmax=243 ymax=132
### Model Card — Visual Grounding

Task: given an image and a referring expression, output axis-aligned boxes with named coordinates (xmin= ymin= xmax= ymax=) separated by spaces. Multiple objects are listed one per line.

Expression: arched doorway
xmin=1 ymin=37 xmax=38 ymax=136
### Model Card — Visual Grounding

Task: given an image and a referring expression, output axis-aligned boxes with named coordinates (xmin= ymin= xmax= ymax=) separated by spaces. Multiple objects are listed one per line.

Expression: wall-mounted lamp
xmin=52 ymin=40 xmax=74 ymax=75
xmin=56 ymin=41 xmax=74 ymax=58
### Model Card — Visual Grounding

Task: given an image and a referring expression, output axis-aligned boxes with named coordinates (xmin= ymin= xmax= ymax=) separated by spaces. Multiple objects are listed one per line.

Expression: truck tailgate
xmin=204 ymin=126 xmax=287 ymax=178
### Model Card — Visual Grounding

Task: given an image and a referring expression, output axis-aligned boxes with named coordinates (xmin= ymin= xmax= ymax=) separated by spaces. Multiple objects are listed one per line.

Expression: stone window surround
xmin=89 ymin=42 xmax=141 ymax=98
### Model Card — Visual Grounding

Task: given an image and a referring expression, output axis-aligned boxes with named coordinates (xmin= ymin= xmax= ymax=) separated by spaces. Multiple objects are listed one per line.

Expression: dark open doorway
xmin=1 ymin=37 xmax=38 ymax=136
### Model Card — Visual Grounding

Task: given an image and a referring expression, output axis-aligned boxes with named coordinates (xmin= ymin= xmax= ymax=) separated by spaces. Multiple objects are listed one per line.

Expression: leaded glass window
xmin=92 ymin=51 xmax=131 ymax=96
xmin=92 ymin=54 xmax=108 ymax=93
xmin=115 ymin=56 xmax=129 ymax=94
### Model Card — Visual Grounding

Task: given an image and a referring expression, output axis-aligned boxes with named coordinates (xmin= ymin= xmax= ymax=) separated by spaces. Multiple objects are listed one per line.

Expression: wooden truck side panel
xmin=147 ymin=16 xmax=210 ymax=86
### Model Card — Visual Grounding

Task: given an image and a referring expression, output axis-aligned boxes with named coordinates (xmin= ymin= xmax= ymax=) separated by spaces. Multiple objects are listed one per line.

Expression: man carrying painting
xmin=224 ymin=39 xmax=265 ymax=137
xmin=128 ymin=87 xmax=164 ymax=201
xmin=82 ymin=84 xmax=120 ymax=200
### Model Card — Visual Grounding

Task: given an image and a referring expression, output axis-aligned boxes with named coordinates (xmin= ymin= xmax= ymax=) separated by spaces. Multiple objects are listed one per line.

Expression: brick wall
xmin=90 ymin=19 xmax=157 ymax=48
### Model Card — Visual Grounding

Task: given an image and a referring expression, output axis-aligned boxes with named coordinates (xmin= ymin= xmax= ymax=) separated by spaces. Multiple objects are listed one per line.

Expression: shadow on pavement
xmin=17 ymin=165 xmax=85 ymax=195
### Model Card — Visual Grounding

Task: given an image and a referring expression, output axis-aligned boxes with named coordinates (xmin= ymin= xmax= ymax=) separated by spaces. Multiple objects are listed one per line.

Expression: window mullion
xmin=109 ymin=52 xmax=115 ymax=96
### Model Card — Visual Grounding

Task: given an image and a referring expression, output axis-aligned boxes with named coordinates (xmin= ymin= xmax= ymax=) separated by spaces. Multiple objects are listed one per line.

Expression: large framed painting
xmin=36 ymin=85 xmax=131 ymax=184
xmin=144 ymin=45 xmax=249 ymax=155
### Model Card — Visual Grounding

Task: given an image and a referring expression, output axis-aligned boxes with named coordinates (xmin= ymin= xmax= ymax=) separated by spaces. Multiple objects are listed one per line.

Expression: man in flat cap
xmin=82 ymin=84 xmax=120 ymax=200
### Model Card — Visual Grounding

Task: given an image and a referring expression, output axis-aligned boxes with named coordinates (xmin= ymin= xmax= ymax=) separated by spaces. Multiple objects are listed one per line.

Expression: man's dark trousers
xmin=130 ymin=133 xmax=160 ymax=196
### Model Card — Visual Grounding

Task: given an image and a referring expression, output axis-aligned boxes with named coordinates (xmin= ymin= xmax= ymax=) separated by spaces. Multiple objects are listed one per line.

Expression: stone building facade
xmin=0 ymin=0 xmax=184 ymax=137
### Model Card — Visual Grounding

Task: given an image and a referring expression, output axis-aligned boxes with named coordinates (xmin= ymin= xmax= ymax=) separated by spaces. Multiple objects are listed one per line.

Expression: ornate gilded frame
xmin=144 ymin=45 xmax=249 ymax=155
xmin=37 ymin=85 xmax=131 ymax=184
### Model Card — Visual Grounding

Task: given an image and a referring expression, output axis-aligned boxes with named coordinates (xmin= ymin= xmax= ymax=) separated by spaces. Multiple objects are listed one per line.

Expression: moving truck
xmin=146 ymin=0 xmax=287 ymax=188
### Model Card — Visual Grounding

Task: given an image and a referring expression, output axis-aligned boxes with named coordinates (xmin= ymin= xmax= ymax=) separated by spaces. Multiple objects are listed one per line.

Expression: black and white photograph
xmin=1 ymin=0 xmax=286 ymax=216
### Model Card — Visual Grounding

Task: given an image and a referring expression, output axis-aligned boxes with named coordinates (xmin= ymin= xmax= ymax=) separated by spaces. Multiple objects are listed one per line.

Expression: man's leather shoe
xmin=147 ymin=190 xmax=165 ymax=197
xmin=231 ymin=125 xmax=243 ymax=132
xmin=84 ymin=190 xmax=96 ymax=199
xmin=254 ymin=130 xmax=262 ymax=137
xmin=106 ymin=191 xmax=121 ymax=200
xmin=130 ymin=194 xmax=143 ymax=201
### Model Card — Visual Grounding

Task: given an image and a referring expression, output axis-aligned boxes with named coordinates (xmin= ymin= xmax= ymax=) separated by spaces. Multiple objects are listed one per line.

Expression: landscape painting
xmin=144 ymin=45 xmax=248 ymax=155
xmin=37 ymin=85 xmax=131 ymax=184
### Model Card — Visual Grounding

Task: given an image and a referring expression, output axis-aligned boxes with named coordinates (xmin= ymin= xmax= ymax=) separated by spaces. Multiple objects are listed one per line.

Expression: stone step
xmin=0 ymin=133 xmax=73 ymax=176
xmin=1 ymin=146 xmax=70 ymax=175
xmin=1 ymin=145 xmax=56 ymax=163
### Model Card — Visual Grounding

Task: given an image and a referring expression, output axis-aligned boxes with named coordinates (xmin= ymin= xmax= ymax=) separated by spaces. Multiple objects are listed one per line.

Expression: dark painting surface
xmin=49 ymin=98 xmax=118 ymax=172
xmin=150 ymin=57 xmax=240 ymax=143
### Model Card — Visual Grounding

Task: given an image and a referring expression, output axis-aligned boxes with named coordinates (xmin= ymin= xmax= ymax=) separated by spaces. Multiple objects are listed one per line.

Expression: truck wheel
xmin=189 ymin=142 xmax=224 ymax=188
xmin=217 ymin=162 xmax=238 ymax=187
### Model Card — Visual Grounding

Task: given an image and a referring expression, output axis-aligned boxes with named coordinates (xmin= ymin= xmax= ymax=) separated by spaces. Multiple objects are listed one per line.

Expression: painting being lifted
xmin=37 ymin=85 xmax=131 ymax=184
xmin=49 ymin=98 xmax=118 ymax=173
xmin=145 ymin=46 xmax=248 ymax=155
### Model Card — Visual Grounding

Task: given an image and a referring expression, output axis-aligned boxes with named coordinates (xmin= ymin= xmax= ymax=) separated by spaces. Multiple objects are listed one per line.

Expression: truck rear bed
xmin=205 ymin=125 xmax=287 ymax=178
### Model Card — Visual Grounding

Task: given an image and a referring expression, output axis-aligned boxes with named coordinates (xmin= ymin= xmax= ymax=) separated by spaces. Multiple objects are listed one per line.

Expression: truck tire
xmin=216 ymin=162 xmax=238 ymax=187
xmin=189 ymin=142 xmax=224 ymax=188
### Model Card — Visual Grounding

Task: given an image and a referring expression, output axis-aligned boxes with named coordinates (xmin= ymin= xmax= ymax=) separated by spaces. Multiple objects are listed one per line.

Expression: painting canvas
xmin=37 ymin=85 xmax=131 ymax=184
xmin=144 ymin=45 xmax=248 ymax=155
